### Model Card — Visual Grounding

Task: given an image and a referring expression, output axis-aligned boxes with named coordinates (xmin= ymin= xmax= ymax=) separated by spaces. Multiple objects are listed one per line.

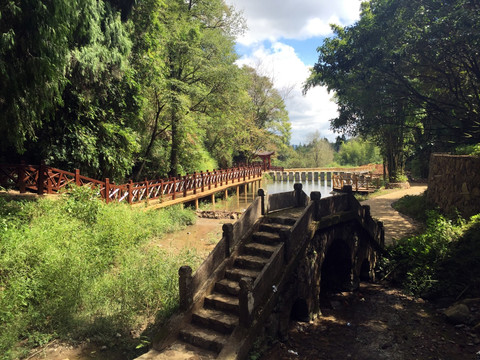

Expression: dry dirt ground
xmin=259 ymin=283 xmax=479 ymax=360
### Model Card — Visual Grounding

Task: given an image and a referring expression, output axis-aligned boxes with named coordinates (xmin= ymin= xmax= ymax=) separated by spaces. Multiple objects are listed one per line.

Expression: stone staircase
xmin=175 ymin=214 xmax=298 ymax=357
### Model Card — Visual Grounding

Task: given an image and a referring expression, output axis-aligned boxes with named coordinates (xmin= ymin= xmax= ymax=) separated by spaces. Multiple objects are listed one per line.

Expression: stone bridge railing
xmin=234 ymin=186 xmax=385 ymax=333
xmin=173 ymin=185 xmax=384 ymax=360
xmin=178 ymin=184 xmax=309 ymax=311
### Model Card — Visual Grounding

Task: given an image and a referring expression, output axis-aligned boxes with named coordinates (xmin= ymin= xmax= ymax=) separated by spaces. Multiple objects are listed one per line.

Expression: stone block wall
xmin=427 ymin=154 xmax=480 ymax=217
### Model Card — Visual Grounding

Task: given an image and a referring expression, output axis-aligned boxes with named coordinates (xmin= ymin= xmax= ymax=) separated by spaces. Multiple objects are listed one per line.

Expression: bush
xmin=385 ymin=210 xmax=479 ymax=298
xmin=0 ymin=188 xmax=199 ymax=359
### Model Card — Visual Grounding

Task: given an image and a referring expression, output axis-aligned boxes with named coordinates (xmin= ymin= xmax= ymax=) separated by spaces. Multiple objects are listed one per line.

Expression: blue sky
xmin=237 ymin=37 xmax=326 ymax=67
xmin=225 ymin=0 xmax=363 ymax=144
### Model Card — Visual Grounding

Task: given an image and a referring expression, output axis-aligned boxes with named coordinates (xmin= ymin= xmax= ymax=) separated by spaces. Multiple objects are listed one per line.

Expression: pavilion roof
xmin=254 ymin=150 xmax=275 ymax=157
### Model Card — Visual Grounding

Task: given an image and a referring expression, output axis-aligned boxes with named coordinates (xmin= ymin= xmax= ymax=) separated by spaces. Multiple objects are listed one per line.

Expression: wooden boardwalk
xmin=134 ymin=175 xmax=263 ymax=210
xmin=0 ymin=164 xmax=264 ymax=208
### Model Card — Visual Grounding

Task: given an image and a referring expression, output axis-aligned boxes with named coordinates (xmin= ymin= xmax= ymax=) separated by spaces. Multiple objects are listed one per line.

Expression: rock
xmin=444 ymin=304 xmax=471 ymax=324
xmin=474 ymin=322 xmax=480 ymax=334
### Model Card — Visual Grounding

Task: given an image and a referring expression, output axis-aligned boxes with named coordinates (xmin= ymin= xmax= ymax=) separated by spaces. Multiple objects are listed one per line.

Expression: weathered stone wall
xmin=427 ymin=154 xmax=480 ymax=217
xmin=263 ymin=219 xmax=380 ymax=341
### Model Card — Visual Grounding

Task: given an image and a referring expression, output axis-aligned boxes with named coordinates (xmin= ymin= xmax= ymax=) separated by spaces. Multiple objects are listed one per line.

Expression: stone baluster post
xmin=310 ymin=191 xmax=321 ymax=221
xmin=239 ymin=277 xmax=254 ymax=327
xmin=179 ymin=266 xmax=193 ymax=311
xmin=293 ymin=183 xmax=303 ymax=207
xmin=258 ymin=188 xmax=266 ymax=215
xmin=222 ymin=223 xmax=233 ymax=258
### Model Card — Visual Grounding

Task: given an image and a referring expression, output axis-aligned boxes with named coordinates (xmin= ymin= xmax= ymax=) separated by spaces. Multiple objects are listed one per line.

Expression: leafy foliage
xmin=335 ymin=138 xmax=382 ymax=166
xmin=386 ymin=199 xmax=480 ymax=299
xmin=0 ymin=0 xmax=290 ymax=182
xmin=306 ymin=0 xmax=480 ymax=182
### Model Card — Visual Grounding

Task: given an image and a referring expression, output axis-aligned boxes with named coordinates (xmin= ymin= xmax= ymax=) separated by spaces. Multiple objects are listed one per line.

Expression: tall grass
xmin=0 ymin=186 xmax=200 ymax=359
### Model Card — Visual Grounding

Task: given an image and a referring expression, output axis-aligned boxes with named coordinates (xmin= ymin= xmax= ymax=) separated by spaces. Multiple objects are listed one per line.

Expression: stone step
xmin=191 ymin=308 xmax=238 ymax=335
xmin=259 ymin=222 xmax=292 ymax=233
xmin=252 ymin=231 xmax=281 ymax=244
xmin=204 ymin=292 xmax=239 ymax=314
xmin=215 ymin=278 xmax=240 ymax=296
xmin=243 ymin=242 xmax=281 ymax=258
xmin=234 ymin=254 xmax=269 ymax=270
xmin=267 ymin=216 xmax=297 ymax=226
xmin=224 ymin=267 xmax=260 ymax=282
xmin=178 ymin=323 xmax=228 ymax=354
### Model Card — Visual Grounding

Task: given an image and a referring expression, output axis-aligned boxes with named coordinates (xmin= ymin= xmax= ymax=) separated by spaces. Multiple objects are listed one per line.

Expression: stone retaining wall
xmin=427 ymin=154 xmax=480 ymax=217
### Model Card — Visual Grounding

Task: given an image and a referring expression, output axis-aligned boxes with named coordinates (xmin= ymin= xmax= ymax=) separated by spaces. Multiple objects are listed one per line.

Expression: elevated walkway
xmin=137 ymin=185 xmax=384 ymax=360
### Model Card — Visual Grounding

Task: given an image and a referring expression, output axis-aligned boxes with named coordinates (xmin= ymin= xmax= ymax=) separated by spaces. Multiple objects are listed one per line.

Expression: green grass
xmin=0 ymin=186 xmax=200 ymax=360
xmin=391 ymin=192 xmax=434 ymax=222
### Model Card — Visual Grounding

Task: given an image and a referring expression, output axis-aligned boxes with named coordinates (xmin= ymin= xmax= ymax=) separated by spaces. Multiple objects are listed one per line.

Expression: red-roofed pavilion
xmin=254 ymin=151 xmax=275 ymax=171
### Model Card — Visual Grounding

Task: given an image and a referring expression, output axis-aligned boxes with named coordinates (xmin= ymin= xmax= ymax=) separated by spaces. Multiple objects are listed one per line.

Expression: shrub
xmin=385 ymin=210 xmax=478 ymax=298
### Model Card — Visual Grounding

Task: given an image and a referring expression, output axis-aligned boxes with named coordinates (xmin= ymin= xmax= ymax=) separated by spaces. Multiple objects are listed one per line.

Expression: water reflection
xmin=201 ymin=179 xmax=333 ymax=212
xmin=265 ymin=180 xmax=333 ymax=197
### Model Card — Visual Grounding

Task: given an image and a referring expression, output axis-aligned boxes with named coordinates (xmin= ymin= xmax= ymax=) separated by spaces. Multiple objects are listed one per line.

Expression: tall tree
xmin=305 ymin=0 xmax=480 ymax=182
xmin=1 ymin=1 xmax=140 ymax=180
xmin=130 ymin=0 xmax=246 ymax=178
xmin=235 ymin=66 xmax=291 ymax=163
xmin=0 ymin=0 xmax=78 ymax=153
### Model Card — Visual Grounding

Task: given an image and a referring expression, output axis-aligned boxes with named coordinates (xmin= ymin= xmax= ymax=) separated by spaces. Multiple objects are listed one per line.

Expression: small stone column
xmin=258 ymin=188 xmax=266 ymax=215
xmin=310 ymin=191 xmax=321 ymax=221
xmin=377 ymin=221 xmax=385 ymax=247
xmin=239 ymin=277 xmax=254 ymax=327
xmin=223 ymin=223 xmax=233 ymax=257
xmin=294 ymin=183 xmax=303 ymax=207
xmin=179 ymin=266 xmax=193 ymax=311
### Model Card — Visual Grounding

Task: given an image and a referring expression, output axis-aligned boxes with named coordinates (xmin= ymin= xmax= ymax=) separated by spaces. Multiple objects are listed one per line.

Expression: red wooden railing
xmin=0 ymin=164 xmax=263 ymax=205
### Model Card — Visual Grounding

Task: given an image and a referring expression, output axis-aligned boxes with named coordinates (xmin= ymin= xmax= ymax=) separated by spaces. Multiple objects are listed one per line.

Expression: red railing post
xmin=105 ymin=178 xmax=110 ymax=204
xmin=128 ymin=180 xmax=134 ymax=204
xmin=183 ymin=175 xmax=187 ymax=197
xmin=75 ymin=169 xmax=81 ymax=186
xmin=145 ymin=178 xmax=149 ymax=201
xmin=37 ymin=163 xmax=46 ymax=195
xmin=193 ymin=172 xmax=197 ymax=194
xmin=172 ymin=177 xmax=176 ymax=200
xmin=160 ymin=179 xmax=164 ymax=199
xmin=201 ymin=171 xmax=205 ymax=192
xmin=207 ymin=170 xmax=211 ymax=190
xmin=226 ymin=168 xmax=229 ymax=185
xmin=16 ymin=163 xmax=26 ymax=193
xmin=214 ymin=170 xmax=218 ymax=188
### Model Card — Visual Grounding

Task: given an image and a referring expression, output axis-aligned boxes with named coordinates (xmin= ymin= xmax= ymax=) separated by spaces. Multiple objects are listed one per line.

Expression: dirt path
xmin=261 ymin=283 xmax=477 ymax=360
xmin=361 ymin=184 xmax=427 ymax=245
xmin=260 ymin=184 xmax=480 ymax=360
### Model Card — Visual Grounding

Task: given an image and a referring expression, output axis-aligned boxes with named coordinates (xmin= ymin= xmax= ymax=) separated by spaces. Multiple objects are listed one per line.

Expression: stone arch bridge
xmin=137 ymin=185 xmax=385 ymax=360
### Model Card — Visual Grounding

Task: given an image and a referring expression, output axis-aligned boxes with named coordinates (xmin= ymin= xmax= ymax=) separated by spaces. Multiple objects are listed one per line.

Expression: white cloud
xmin=226 ymin=0 xmax=362 ymax=45
xmin=225 ymin=0 xmax=361 ymax=144
xmin=236 ymin=43 xmax=339 ymax=144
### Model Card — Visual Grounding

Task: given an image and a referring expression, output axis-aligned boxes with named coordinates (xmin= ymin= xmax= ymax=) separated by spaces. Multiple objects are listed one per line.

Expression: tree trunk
xmin=169 ymin=109 xmax=180 ymax=177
